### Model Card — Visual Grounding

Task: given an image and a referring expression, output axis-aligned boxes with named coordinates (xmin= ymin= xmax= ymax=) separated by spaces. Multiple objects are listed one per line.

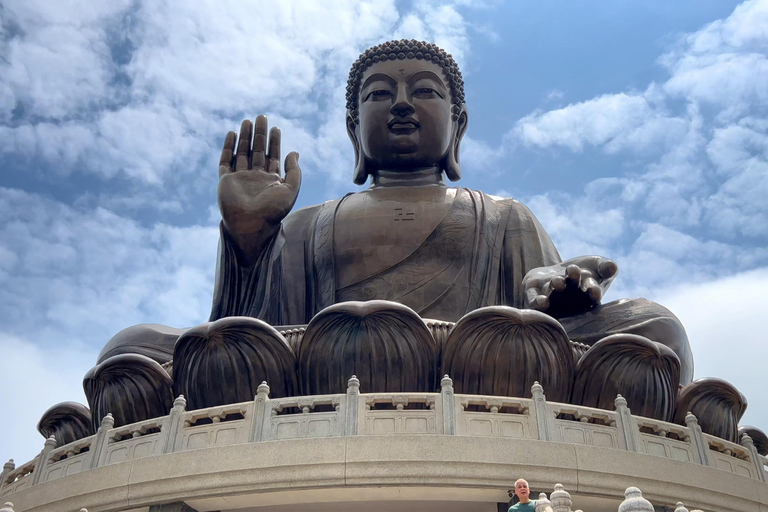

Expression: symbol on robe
xmin=394 ymin=207 xmax=415 ymax=221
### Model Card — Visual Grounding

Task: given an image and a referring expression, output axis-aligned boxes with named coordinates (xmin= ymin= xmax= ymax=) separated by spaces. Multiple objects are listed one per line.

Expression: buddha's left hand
xmin=522 ymin=256 xmax=618 ymax=318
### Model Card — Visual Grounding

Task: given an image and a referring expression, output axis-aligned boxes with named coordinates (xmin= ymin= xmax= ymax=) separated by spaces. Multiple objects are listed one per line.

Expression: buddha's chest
xmin=333 ymin=187 xmax=457 ymax=289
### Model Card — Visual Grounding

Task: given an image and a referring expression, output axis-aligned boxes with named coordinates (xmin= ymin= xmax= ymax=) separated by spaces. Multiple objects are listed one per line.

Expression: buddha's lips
xmin=388 ymin=119 xmax=419 ymax=133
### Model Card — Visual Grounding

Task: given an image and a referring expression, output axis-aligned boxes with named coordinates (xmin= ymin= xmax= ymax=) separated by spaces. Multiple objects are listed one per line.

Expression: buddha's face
xmin=357 ymin=58 xmax=455 ymax=171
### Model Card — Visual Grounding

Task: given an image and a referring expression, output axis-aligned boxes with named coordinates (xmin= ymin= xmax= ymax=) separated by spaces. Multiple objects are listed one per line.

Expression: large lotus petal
xmin=173 ymin=316 xmax=297 ymax=410
xmin=297 ymin=300 xmax=437 ymax=395
xmin=98 ymin=324 xmax=186 ymax=365
xmin=442 ymin=306 xmax=574 ymax=401
xmin=571 ymin=334 xmax=680 ymax=421
xmin=739 ymin=426 xmax=768 ymax=456
xmin=83 ymin=354 xmax=173 ymax=431
xmin=37 ymin=402 xmax=93 ymax=446
xmin=675 ymin=378 xmax=747 ymax=442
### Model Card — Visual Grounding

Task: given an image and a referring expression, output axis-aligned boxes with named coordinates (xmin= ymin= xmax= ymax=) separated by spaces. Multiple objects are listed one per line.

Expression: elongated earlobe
xmin=347 ymin=114 xmax=369 ymax=185
xmin=444 ymin=107 xmax=468 ymax=182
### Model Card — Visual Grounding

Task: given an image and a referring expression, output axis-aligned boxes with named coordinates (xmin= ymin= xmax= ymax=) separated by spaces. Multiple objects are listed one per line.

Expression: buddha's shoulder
xmin=282 ymin=202 xmax=326 ymax=238
xmin=467 ymin=189 xmax=534 ymax=213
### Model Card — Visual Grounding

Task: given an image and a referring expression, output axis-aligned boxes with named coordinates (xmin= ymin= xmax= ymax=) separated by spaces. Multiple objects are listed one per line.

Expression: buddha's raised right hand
xmin=218 ymin=115 xmax=302 ymax=265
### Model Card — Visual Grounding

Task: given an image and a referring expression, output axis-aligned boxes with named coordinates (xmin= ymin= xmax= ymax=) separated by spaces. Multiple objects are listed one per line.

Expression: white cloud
xmin=0 ymin=187 xmax=222 ymax=462
xmin=660 ymin=0 xmax=768 ymax=117
xmin=505 ymin=0 xmax=768 ymax=250
xmin=655 ymin=268 xmax=768 ymax=432
xmin=1 ymin=0 xmax=132 ymax=119
xmin=0 ymin=333 xmax=94 ymax=468
xmin=0 ymin=187 xmax=219 ymax=348
xmin=514 ymin=91 xmax=689 ymax=154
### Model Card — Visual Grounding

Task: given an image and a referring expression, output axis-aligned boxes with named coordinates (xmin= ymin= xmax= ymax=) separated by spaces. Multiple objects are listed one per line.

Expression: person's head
xmin=513 ymin=478 xmax=531 ymax=503
xmin=346 ymin=39 xmax=468 ymax=184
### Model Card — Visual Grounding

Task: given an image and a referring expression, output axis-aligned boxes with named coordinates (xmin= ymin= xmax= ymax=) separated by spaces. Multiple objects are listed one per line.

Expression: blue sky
xmin=1 ymin=0 xmax=767 ymax=464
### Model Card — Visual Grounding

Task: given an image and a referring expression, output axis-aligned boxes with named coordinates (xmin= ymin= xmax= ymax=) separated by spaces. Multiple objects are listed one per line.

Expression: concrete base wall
xmin=7 ymin=435 xmax=768 ymax=512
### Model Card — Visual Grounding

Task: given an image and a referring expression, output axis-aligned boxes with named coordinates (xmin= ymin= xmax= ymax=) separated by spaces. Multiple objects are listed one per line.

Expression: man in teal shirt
xmin=509 ymin=478 xmax=536 ymax=511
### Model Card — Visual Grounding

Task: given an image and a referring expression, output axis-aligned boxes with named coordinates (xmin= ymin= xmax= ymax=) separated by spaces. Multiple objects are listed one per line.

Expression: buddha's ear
xmin=444 ymin=105 xmax=468 ymax=182
xmin=347 ymin=113 xmax=369 ymax=185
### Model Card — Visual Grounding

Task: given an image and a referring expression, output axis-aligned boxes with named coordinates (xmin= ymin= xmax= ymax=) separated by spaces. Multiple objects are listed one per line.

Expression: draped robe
xmin=210 ymin=188 xmax=559 ymax=325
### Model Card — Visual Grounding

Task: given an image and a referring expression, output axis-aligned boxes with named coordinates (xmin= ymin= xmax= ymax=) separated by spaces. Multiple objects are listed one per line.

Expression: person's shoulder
xmin=508 ymin=501 xmax=537 ymax=511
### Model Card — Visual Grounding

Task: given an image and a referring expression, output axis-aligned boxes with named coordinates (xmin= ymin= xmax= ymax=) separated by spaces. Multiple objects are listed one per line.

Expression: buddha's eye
xmin=413 ymin=87 xmax=442 ymax=98
xmin=366 ymin=90 xmax=392 ymax=101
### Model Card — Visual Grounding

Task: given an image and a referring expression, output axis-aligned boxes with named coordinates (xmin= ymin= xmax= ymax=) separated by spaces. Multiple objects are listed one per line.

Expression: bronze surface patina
xmin=43 ymin=40 xmax=750 ymax=443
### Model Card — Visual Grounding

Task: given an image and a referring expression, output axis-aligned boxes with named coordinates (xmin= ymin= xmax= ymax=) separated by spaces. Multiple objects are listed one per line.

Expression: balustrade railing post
xmin=31 ymin=436 xmax=56 ymax=485
xmin=87 ymin=413 xmax=114 ymax=469
xmin=614 ymin=395 xmax=643 ymax=453
xmin=684 ymin=412 xmax=712 ymax=467
xmin=550 ymin=483 xmax=573 ymax=512
xmin=618 ymin=487 xmax=654 ymax=512
xmin=534 ymin=492 xmax=552 ymax=512
xmin=440 ymin=375 xmax=456 ymax=435
xmin=0 ymin=460 xmax=14 ymax=491
xmin=531 ymin=381 xmax=558 ymax=442
xmin=160 ymin=395 xmax=187 ymax=454
xmin=740 ymin=433 xmax=766 ymax=482
xmin=250 ymin=382 xmax=271 ymax=442
xmin=345 ymin=376 xmax=360 ymax=436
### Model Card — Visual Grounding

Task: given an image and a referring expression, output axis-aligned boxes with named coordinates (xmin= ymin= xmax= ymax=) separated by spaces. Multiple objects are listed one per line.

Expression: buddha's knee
xmin=559 ymin=297 xmax=693 ymax=384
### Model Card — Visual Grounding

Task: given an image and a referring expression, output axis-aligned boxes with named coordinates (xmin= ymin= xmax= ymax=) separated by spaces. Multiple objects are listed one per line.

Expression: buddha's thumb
xmin=284 ymin=152 xmax=302 ymax=189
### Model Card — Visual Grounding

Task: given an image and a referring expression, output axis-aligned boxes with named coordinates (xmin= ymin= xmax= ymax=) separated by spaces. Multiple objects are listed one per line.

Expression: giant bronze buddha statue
xmin=209 ymin=40 xmax=691 ymax=377
xmin=66 ymin=41 xmax=747 ymax=448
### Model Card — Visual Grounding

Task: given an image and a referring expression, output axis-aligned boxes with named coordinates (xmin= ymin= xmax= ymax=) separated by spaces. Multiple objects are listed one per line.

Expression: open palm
xmin=217 ymin=115 xmax=301 ymax=258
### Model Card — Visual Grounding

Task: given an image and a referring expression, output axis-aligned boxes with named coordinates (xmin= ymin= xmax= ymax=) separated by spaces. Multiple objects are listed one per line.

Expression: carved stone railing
xmin=3 ymin=376 xmax=767 ymax=498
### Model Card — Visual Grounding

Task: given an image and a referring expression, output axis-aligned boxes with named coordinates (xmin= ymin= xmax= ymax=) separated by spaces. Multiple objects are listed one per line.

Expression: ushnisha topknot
xmin=346 ymin=39 xmax=465 ymax=124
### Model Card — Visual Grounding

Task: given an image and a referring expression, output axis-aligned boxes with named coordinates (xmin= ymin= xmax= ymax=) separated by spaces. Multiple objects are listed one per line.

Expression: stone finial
xmin=173 ymin=394 xmax=187 ymax=409
xmin=441 ymin=374 xmax=453 ymax=389
xmin=531 ymin=380 xmax=544 ymax=394
xmin=0 ymin=503 xmax=13 ymax=512
xmin=614 ymin=394 xmax=628 ymax=408
xmin=741 ymin=433 xmax=755 ymax=448
xmin=684 ymin=411 xmax=698 ymax=426
xmin=347 ymin=375 xmax=360 ymax=391
xmin=674 ymin=502 xmax=689 ymax=512
xmin=619 ymin=487 xmax=654 ymax=512
xmin=100 ymin=413 xmax=115 ymax=429
xmin=2 ymin=460 xmax=14 ymax=472
xmin=534 ymin=491 xmax=552 ymax=512
xmin=257 ymin=381 xmax=271 ymax=396
xmin=550 ymin=483 xmax=572 ymax=512
xmin=44 ymin=435 xmax=57 ymax=448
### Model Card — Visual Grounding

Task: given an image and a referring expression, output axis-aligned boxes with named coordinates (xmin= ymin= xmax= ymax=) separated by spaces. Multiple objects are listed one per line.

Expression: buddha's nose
xmin=390 ymin=86 xmax=415 ymax=117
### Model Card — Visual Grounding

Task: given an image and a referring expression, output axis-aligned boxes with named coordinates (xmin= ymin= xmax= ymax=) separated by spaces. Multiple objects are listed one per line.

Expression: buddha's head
xmin=346 ymin=40 xmax=468 ymax=184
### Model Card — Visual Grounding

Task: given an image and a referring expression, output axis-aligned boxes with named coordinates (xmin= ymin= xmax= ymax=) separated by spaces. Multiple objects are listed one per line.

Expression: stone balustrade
xmin=2 ymin=376 xmax=767 ymax=502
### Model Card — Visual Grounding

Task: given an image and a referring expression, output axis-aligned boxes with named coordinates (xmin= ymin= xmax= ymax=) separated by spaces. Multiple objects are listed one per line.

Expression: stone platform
xmin=3 ymin=379 xmax=767 ymax=512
